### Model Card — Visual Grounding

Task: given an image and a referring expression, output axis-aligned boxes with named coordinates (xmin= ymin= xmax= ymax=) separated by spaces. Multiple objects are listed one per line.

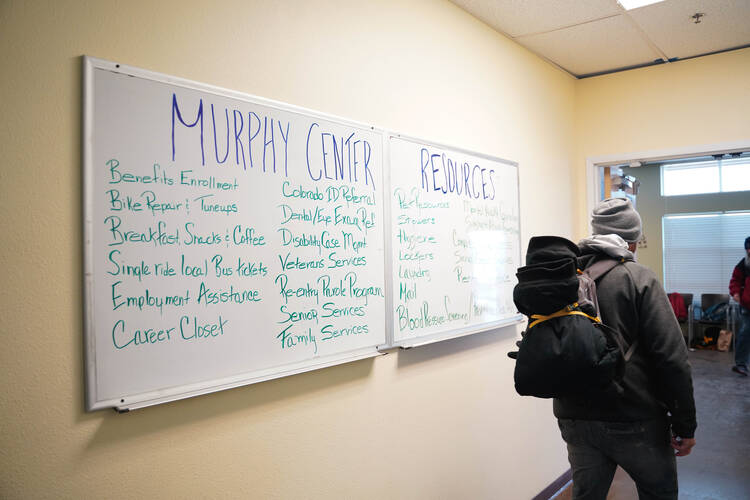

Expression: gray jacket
xmin=553 ymin=241 xmax=697 ymax=438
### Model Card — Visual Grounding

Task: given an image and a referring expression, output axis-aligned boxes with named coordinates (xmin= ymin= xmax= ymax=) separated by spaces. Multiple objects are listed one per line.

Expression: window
xmin=721 ymin=159 xmax=750 ymax=192
xmin=662 ymin=211 xmax=750 ymax=301
xmin=661 ymin=156 xmax=750 ymax=196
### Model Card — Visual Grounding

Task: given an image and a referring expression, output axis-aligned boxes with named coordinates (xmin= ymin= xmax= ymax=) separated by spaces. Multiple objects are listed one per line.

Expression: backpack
xmin=509 ymin=236 xmax=638 ymax=399
xmin=702 ymin=302 xmax=728 ymax=322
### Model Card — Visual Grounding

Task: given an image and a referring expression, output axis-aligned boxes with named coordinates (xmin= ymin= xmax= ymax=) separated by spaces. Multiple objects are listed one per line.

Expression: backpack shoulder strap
xmin=624 ymin=339 xmax=639 ymax=361
xmin=584 ymin=257 xmax=639 ymax=360
xmin=583 ymin=258 xmax=622 ymax=281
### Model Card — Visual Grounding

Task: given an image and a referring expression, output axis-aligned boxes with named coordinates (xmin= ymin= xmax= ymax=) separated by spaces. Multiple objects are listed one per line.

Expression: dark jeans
xmin=736 ymin=306 xmax=750 ymax=368
xmin=558 ymin=418 xmax=677 ymax=500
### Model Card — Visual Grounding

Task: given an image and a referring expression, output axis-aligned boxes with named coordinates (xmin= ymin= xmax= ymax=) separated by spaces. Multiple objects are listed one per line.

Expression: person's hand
xmin=671 ymin=436 xmax=696 ymax=456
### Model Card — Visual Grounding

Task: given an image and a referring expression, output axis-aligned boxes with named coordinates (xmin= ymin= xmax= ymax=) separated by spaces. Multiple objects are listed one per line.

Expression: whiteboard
xmin=385 ymin=135 xmax=523 ymax=348
xmin=83 ymin=57 xmax=386 ymax=411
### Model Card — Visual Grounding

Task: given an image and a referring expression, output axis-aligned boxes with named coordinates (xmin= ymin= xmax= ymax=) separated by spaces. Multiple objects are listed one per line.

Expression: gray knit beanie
xmin=591 ymin=198 xmax=642 ymax=243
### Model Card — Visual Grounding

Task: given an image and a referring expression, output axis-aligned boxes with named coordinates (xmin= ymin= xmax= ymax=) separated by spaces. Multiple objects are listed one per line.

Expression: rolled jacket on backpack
xmin=514 ymin=235 xmax=588 ymax=318
xmin=514 ymin=257 xmax=580 ymax=316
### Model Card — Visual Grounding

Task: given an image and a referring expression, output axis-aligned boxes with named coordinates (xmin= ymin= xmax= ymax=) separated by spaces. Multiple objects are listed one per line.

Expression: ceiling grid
xmin=450 ymin=0 xmax=750 ymax=78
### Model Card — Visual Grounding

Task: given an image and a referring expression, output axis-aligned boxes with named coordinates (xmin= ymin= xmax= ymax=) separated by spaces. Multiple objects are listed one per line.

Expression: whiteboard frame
xmin=380 ymin=132 xmax=524 ymax=350
xmin=82 ymin=56 xmax=387 ymax=411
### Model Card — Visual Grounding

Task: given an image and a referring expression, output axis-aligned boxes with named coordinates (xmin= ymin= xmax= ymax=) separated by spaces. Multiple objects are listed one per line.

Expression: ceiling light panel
xmin=618 ymin=0 xmax=665 ymax=10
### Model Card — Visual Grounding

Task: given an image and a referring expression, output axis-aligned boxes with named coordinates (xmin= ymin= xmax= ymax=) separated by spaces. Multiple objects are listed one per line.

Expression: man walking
xmin=555 ymin=198 xmax=697 ymax=500
xmin=729 ymin=236 xmax=750 ymax=376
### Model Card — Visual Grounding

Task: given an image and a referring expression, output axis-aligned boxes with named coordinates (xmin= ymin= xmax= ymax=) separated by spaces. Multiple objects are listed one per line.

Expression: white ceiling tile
xmin=516 ymin=14 xmax=663 ymax=76
xmin=451 ymin=0 xmax=623 ymax=38
xmin=627 ymin=0 xmax=750 ymax=59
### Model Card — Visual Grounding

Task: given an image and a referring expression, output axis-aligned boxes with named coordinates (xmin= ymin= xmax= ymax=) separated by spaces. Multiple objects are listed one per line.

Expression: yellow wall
xmin=0 ymin=1 xmax=577 ymax=498
xmin=574 ymin=48 xmax=750 ymax=239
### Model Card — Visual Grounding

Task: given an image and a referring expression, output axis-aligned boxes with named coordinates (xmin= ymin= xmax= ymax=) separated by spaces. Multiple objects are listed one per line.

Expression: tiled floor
xmin=554 ymin=349 xmax=749 ymax=500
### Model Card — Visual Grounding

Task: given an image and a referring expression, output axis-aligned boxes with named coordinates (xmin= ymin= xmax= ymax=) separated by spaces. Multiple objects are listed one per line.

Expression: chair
xmin=689 ymin=294 xmax=730 ymax=350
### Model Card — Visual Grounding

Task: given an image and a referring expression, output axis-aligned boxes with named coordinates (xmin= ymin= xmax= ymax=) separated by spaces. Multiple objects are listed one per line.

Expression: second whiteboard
xmin=386 ymin=135 xmax=522 ymax=348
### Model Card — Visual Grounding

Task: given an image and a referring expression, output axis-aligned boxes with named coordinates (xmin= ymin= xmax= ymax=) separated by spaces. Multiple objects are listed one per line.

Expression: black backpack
xmin=509 ymin=236 xmax=638 ymax=399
